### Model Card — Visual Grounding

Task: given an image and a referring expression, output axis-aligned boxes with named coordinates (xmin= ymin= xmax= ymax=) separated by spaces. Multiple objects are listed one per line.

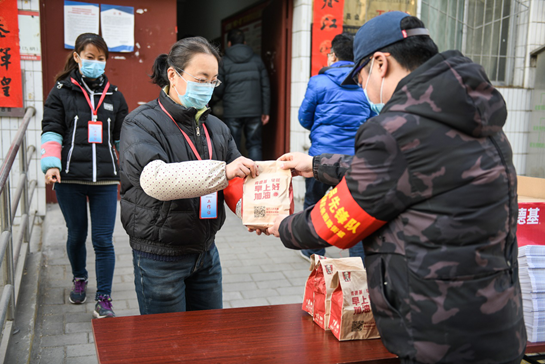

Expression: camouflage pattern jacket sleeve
xmin=280 ymin=121 xmax=411 ymax=250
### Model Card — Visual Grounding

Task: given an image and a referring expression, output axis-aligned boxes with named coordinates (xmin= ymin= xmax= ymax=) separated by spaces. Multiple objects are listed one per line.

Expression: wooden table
xmin=92 ymin=303 xmax=399 ymax=364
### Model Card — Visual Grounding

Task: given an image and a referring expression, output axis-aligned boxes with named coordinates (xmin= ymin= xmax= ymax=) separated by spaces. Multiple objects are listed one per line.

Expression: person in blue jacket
xmin=298 ymin=34 xmax=374 ymax=261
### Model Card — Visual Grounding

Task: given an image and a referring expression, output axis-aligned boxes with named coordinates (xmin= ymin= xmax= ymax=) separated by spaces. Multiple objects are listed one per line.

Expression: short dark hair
xmin=331 ymin=34 xmax=354 ymax=62
xmin=365 ymin=16 xmax=438 ymax=72
xmin=150 ymin=36 xmax=221 ymax=87
xmin=228 ymin=29 xmax=245 ymax=45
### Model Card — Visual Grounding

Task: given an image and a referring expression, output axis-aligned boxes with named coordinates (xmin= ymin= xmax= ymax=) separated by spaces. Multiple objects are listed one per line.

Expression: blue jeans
xmin=349 ymin=241 xmax=365 ymax=266
xmin=224 ymin=117 xmax=262 ymax=161
xmin=55 ymin=183 xmax=117 ymax=299
xmin=132 ymin=245 xmax=223 ymax=315
xmin=302 ymin=177 xmax=331 ymax=257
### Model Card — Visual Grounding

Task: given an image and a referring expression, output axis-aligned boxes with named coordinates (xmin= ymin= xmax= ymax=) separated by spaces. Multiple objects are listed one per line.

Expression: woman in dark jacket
xmin=41 ymin=33 xmax=128 ymax=318
xmin=119 ymin=37 xmax=257 ymax=315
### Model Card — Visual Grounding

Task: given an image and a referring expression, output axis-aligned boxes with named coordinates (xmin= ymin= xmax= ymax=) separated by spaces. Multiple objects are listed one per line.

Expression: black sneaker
xmin=93 ymin=295 xmax=116 ymax=318
xmin=69 ymin=278 xmax=88 ymax=304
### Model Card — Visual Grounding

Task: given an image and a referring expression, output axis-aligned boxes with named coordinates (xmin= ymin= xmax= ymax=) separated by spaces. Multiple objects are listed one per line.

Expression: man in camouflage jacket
xmin=269 ymin=12 xmax=526 ymax=364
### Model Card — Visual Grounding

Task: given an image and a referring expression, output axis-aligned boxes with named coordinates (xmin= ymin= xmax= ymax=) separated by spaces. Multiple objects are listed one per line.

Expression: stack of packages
xmin=517 ymin=176 xmax=545 ymax=342
xmin=303 ymin=256 xmax=379 ymax=341
xmin=519 ymin=245 xmax=545 ymax=342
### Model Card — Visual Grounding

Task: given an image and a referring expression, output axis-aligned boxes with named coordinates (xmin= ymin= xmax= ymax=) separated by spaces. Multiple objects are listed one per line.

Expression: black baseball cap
xmin=342 ymin=11 xmax=430 ymax=86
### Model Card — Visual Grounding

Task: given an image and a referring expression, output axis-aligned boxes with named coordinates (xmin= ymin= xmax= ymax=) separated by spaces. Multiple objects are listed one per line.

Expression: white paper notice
xmin=64 ymin=1 xmax=99 ymax=49
xmin=18 ymin=11 xmax=41 ymax=60
xmin=101 ymin=5 xmax=134 ymax=52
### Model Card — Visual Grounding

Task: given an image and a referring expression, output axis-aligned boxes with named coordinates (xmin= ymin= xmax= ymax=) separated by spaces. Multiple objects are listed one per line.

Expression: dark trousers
xmin=55 ymin=183 xmax=117 ymax=299
xmin=224 ymin=116 xmax=263 ymax=161
xmin=301 ymin=177 xmax=331 ymax=257
xmin=132 ymin=246 xmax=222 ymax=315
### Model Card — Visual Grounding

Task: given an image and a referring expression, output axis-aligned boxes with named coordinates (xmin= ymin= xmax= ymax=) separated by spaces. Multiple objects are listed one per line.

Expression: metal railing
xmin=0 ymin=106 xmax=37 ymax=360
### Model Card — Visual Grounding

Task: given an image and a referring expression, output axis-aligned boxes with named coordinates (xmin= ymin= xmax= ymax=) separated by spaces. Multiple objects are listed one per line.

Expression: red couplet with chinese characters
xmin=311 ymin=0 xmax=345 ymax=76
xmin=517 ymin=202 xmax=545 ymax=247
xmin=0 ymin=0 xmax=23 ymax=108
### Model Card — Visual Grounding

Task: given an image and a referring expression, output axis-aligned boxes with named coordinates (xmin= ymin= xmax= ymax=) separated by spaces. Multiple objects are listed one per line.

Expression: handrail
xmin=0 ymin=107 xmax=36 ymax=196
xmin=0 ymin=106 xmax=38 ymax=362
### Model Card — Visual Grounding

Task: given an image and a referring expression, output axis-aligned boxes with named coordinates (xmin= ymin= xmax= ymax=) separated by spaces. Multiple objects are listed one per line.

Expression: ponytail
xmin=150 ymin=53 xmax=170 ymax=87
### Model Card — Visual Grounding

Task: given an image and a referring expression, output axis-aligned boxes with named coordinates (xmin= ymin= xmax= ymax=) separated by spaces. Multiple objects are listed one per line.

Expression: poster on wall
xmin=64 ymin=0 xmax=99 ymax=49
xmin=19 ymin=11 xmax=41 ymax=61
xmin=101 ymin=4 xmax=134 ymax=52
xmin=311 ymin=0 xmax=345 ymax=76
xmin=343 ymin=0 xmax=417 ymax=35
xmin=0 ymin=0 xmax=24 ymax=108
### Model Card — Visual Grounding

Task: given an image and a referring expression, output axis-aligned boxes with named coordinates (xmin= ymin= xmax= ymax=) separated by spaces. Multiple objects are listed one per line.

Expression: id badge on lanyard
xmin=88 ymin=121 xmax=103 ymax=143
xmin=200 ymin=192 xmax=218 ymax=219
xmin=158 ymin=100 xmax=218 ymax=220
xmin=71 ymin=78 xmax=110 ymax=145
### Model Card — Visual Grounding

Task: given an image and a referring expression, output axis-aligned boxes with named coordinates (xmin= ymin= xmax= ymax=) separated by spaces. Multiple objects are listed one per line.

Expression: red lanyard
xmin=71 ymin=78 xmax=110 ymax=120
xmin=158 ymin=100 xmax=212 ymax=160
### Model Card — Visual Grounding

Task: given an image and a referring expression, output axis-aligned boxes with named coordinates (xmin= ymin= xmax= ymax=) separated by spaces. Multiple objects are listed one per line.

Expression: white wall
xmin=0 ymin=0 xmax=46 ymax=219
xmin=289 ymin=0 xmax=313 ymax=201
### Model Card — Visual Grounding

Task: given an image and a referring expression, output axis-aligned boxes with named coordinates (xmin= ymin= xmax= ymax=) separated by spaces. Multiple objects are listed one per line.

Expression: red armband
xmin=310 ymin=178 xmax=386 ymax=249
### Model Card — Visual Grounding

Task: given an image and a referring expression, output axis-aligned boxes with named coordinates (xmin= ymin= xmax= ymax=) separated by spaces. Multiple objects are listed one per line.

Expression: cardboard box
xmin=517 ymin=176 xmax=545 ymax=246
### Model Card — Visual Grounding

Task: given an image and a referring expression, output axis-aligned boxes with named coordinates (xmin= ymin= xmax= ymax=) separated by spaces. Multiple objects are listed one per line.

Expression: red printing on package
xmin=313 ymin=264 xmax=327 ymax=329
xmin=303 ymin=269 xmax=317 ymax=315
xmin=310 ymin=178 xmax=386 ymax=249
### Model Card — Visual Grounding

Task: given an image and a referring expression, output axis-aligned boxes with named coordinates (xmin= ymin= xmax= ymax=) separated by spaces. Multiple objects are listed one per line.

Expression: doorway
xmin=178 ymin=0 xmax=293 ymax=160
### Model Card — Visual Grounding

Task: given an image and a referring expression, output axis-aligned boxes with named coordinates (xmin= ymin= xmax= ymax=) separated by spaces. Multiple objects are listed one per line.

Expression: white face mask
xmin=362 ymin=58 xmax=385 ymax=114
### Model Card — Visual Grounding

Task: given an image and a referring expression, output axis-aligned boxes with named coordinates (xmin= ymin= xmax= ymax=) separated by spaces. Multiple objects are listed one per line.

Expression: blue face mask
xmin=79 ymin=56 xmax=106 ymax=79
xmin=363 ymin=58 xmax=385 ymax=114
xmin=173 ymin=72 xmax=214 ymax=110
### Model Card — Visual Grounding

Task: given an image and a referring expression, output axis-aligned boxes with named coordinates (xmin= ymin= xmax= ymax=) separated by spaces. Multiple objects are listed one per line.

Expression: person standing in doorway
xmin=298 ymin=34 xmax=374 ymax=262
xmin=41 ymin=33 xmax=128 ymax=318
xmin=215 ymin=28 xmax=270 ymax=161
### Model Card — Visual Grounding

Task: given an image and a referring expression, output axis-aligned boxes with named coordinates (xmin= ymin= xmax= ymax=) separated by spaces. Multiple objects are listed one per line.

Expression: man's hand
xmin=45 ymin=168 xmax=61 ymax=184
xmin=277 ymin=152 xmax=314 ymax=178
xmin=261 ymin=115 xmax=270 ymax=125
xmin=226 ymin=157 xmax=259 ymax=180
xmin=268 ymin=214 xmax=288 ymax=237
xmin=247 ymin=214 xmax=288 ymax=238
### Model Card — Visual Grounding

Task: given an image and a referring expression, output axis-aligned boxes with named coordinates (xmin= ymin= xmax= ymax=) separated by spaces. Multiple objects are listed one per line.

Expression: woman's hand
xmin=277 ymin=153 xmax=314 ymax=178
xmin=226 ymin=157 xmax=259 ymax=180
xmin=45 ymin=168 xmax=61 ymax=184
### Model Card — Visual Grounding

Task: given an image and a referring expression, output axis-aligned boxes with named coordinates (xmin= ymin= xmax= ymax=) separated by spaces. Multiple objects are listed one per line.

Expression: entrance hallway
xmin=6 ymin=201 xmax=348 ymax=364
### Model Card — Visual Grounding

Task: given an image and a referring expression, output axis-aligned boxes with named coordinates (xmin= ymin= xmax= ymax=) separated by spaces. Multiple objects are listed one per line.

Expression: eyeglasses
xmin=351 ymin=57 xmax=372 ymax=86
xmin=175 ymin=69 xmax=222 ymax=88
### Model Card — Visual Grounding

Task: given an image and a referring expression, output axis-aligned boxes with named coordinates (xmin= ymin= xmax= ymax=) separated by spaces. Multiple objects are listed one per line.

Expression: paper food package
xmin=329 ymin=270 xmax=380 ymax=341
xmin=313 ymin=257 xmax=364 ymax=330
xmin=302 ymin=254 xmax=328 ymax=316
xmin=242 ymin=161 xmax=293 ymax=230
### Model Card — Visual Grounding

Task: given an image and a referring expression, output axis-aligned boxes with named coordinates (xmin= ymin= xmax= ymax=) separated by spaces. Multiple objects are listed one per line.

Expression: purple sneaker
xmin=94 ymin=295 xmax=116 ymax=318
xmin=69 ymin=278 xmax=87 ymax=304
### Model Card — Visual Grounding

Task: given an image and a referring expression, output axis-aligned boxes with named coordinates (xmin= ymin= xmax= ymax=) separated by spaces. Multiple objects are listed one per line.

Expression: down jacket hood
xmin=224 ymin=44 xmax=255 ymax=63
xmin=318 ymin=61 xmax=359 ymax=88
xmin=386 ymin=50 xmax=507 ymax=138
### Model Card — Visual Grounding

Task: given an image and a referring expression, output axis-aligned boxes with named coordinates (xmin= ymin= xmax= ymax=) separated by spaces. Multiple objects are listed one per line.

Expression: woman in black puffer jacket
xmin=41 ymin=33 xmax=128 ymax=319
xmin=119 ymin=37 xmax=257 ymax=315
